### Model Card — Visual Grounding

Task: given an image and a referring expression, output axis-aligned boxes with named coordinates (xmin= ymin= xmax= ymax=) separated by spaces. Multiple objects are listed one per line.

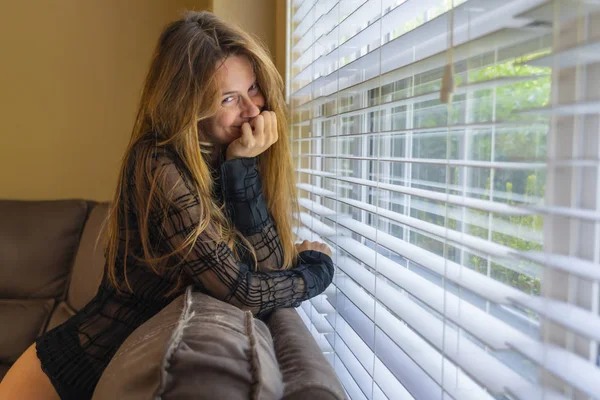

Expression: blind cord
xmin=440 ymin=1 xmax=455 ymax=104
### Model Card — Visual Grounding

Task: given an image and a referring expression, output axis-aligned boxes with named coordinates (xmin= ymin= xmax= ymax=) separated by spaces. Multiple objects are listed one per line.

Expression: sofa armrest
xmin=267 ymin=308 xmax=346 ymax=400
xmin=94 ymin=287 xmax=285 ymax=400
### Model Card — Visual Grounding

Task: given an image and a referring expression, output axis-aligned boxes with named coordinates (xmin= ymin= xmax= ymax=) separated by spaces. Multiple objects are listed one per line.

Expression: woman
xmin=0 ymin=11 xmax=334 ymax=400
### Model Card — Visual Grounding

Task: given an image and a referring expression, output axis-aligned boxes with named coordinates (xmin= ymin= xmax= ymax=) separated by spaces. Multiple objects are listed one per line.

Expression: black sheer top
xmin=35 ymin=145 xmax=334 ymax=400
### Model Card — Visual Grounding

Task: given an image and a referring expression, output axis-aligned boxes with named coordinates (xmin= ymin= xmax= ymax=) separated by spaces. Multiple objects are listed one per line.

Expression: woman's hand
xmin=295 ymin=240 xmax=332 ymax=257
xmin=226 ymin=110 xmax=278 ymax=160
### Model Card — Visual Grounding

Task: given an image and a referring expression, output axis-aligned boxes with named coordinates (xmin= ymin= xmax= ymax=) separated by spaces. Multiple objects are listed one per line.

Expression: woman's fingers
xmin=295 ymin=240 xmax=332 ymax=257
xmin=240 ymin=122 xmax=254 ymax=148
xmin=295 ymin=240 xmax=309 ymax=252
xmin=315 ymin=242 xmax=331 ymax=256
xmin=270 ymin=111 xmax=278 ymax=144
xmin=254 ymin=111 xmax=276 ymax=145
xmin=225 ymin=111 xmax=278 ymax=160
xmin=253 ymin=114 xmax=265 ymax=147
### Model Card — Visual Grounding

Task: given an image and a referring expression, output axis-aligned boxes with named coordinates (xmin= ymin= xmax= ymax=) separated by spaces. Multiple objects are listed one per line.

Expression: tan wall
xmin=0 ymin=0 xmax=211 ymax=201
xmin=275 ymin=0 xmax=287 ymax=81
xmin=212 ymin=0 xmax=286 ymax=77
xmin=0 ymin=0 xmax=284 ymax=202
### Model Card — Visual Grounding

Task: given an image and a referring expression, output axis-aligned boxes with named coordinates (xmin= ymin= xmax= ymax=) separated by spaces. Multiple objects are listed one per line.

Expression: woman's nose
xmin=240 ymin=96 xmax=261 ymax=119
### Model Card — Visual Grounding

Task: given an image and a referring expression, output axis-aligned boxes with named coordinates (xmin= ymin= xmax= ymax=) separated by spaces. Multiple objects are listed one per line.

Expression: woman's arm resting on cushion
xmin=150 ymin=150 xmax=334 ymax=316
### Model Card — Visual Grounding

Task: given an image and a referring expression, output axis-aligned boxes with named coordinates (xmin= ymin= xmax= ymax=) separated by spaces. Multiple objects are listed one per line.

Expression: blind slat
xmin=296 ymin=157 xmax=546 ymax=170
xmin=330 ymin=285 xmax=455 ymax=399
xmin=293 ymin=225 xmax=324 ymax=243
xmin=301 ymin=209 xmax=526 ymax=305
xmin=292 ymin=0 xmax=316 ymax=23
xmin=333 ymin=332 xmax=379 ymax=398
xmin=335 ymin=214 xmax=533 ymax=276
xmin=508 ymin=340 xmax=600 ymax=398
xmin=298 ymin=211 xmax=529 ymax=305
xmin=291 ymin=0 xmax=339 ymax=60
xmin=374 ymin=299 xmax=494 ymax=400
xmin=373 ymin=280 xmax=554 ymax=398
xmin=307 ymin=306 xmax=335 ymax=333
xmin=518 ymin=100 xmax=600 ymax=116
xmin=332 ymin=248 xmax=528 ymax=351
xmin=298 ymin=197 xmax=338 ymax=216
xmin=506 ymin=386 xmax=569 ymax=400
xmin=298 ymin=0 xmax=449 ymax=82
xmin=299 ymin=172 xmax=539 ymax=205
xmin=510 ymin=295 xmax=600 ymax=342
xmin=297 ymin=196 xmax=542 ymax=250
xmin=292 ymin=0 xmax=542 ymax=97
xmin=298 ymin=212 xmax=337 ymax=236
xmin=523 ymin=204 xmax=600 ymax=222
xmin=323 ymin=249 xmax=563 ymax=400
xmin=300 ymin=196 xmax=532 ymax=265
xmin=332 ymin=354 xmax=368 ymax=400
xmin=291 ymin=0 xmax=323 ymax=38
xmin=301 ymin=75 xmax=545 ymax=123
xmin=298 ymin=178 xmax=534 ymax=216
xmin=296 ymin=306 xmax=334 ymax=352
xmin=310 ymin=294 xmax=336 ymax=314
xmin=373 ymin=358 xmax=414 ymax=400
xmin=514 ymin=251 xmax=600 ymax=281
xmin=328 ymin=310 xmax=375 ymax=375
xmin=525 ymin=40 xmax=600 ymax=68
xmin=292 ymin=0 xmax=369 ymax=76
xmin=296 ymin=183 xmax=336 ymax=197
xmin=515 ymin=0 xmax=600 ymax=24
xmin=294 ymin=26 xmax=547 ymax=110
xmin=328 ymin=310 xmax=415 ymax=399
xmin=332 ymin=235 xmax=533 ymax=350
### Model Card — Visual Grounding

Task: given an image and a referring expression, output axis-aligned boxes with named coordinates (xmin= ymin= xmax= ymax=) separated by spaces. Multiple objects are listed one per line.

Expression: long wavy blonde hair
xmin=101 ymin=11 xmax=299 ymax=296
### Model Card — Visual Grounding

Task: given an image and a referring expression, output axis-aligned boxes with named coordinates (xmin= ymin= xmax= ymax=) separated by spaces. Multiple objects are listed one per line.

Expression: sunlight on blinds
xmin=288 ymin=0 xmax=600 ymax=398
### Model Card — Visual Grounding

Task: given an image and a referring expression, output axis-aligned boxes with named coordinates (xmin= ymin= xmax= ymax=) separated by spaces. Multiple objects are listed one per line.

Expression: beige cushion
xmin=68 ymin=202 xmax=110 ymax=311
xmin=268 ymin=308 xmax=346 ymax=400
xmin=45 ymin=301 xmax=77 ymax=332
xmin=93 ymin=287 xmax=283 ymax=400
xmin=0 ymin=199 xmax=89 ymax=298
xmin=0 ymin=298 xmax=54 ymax=364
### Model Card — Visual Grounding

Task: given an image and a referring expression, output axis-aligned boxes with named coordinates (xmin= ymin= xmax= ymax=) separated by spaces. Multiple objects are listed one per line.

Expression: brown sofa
xmin=0 ymin=199 xmax=345 ymax=399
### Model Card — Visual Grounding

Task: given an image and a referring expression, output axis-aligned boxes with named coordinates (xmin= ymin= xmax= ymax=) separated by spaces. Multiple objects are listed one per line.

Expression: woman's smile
xmin=201 ymin=55 xmax=265 ymax=146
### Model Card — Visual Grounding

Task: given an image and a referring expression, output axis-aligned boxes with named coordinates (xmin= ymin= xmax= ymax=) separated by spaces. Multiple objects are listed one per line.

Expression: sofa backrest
xmin=67 ymin=202 xmax=109 ymax=310
xmin=0 ymin=199 xmax=109 ymax=380
xmin=44 ymin=202 xmax=109 ymax=331
xmin=0 ymin=199 xmax=90 ymax=299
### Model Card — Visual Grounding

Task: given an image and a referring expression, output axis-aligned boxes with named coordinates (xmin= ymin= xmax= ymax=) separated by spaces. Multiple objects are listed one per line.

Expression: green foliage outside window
xmin=405 ymin=51 xmax=551 ymax=296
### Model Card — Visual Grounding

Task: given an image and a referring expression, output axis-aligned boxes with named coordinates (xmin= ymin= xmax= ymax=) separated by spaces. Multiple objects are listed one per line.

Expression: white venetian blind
xmin=287 ymin=0 xmax=600 ymax=399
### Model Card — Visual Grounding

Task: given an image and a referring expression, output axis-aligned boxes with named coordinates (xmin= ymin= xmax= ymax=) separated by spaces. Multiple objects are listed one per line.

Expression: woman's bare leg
xmin=0 ymin=343 xmax=60 ymax=400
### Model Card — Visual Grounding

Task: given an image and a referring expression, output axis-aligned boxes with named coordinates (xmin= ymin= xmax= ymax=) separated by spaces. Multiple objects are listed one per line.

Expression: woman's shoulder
xmin=123 ymin=138 xmax=187 ymax=193
xmin=129 ymin=132 xmax=176 ymax=157
xmin=150 ymin=146 xmax=178 ymax=167
xmin=129 ymin=136 xmax=180 ymax=169
xmin=127 ymin=137 xmax=204 ymax=196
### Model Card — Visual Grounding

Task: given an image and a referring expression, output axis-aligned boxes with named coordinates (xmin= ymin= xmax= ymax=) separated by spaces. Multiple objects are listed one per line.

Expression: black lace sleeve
xmin=219 ymin=157 xmax=284 ymax=272
xmin=149 ymin=149 xmax=334 ymax=316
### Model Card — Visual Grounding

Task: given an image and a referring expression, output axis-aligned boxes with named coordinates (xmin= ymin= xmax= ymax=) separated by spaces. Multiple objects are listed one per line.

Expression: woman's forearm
xmin=219 ymin=156 xmax=286 ymax=270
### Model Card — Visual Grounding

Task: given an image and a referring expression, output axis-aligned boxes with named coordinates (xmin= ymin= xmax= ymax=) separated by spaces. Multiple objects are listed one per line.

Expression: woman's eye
xmin=222 ymin=96 xmax=235 ymax=105
xmin=249 ymin=84 xmax=259 ymax=94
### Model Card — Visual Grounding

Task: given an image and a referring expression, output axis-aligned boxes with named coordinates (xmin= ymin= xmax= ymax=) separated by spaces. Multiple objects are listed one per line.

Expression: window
xmin=288 ymin=0 xmax=600 ymax=398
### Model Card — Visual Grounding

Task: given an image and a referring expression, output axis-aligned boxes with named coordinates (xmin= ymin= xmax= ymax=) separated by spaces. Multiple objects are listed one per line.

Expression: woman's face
xmin=201 ymin=55 xmax=265 ymax=146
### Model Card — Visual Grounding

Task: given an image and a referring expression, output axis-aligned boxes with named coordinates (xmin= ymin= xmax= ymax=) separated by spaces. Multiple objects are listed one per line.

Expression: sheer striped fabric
xmin=287 ymin=0 xmax=600 ymax=399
